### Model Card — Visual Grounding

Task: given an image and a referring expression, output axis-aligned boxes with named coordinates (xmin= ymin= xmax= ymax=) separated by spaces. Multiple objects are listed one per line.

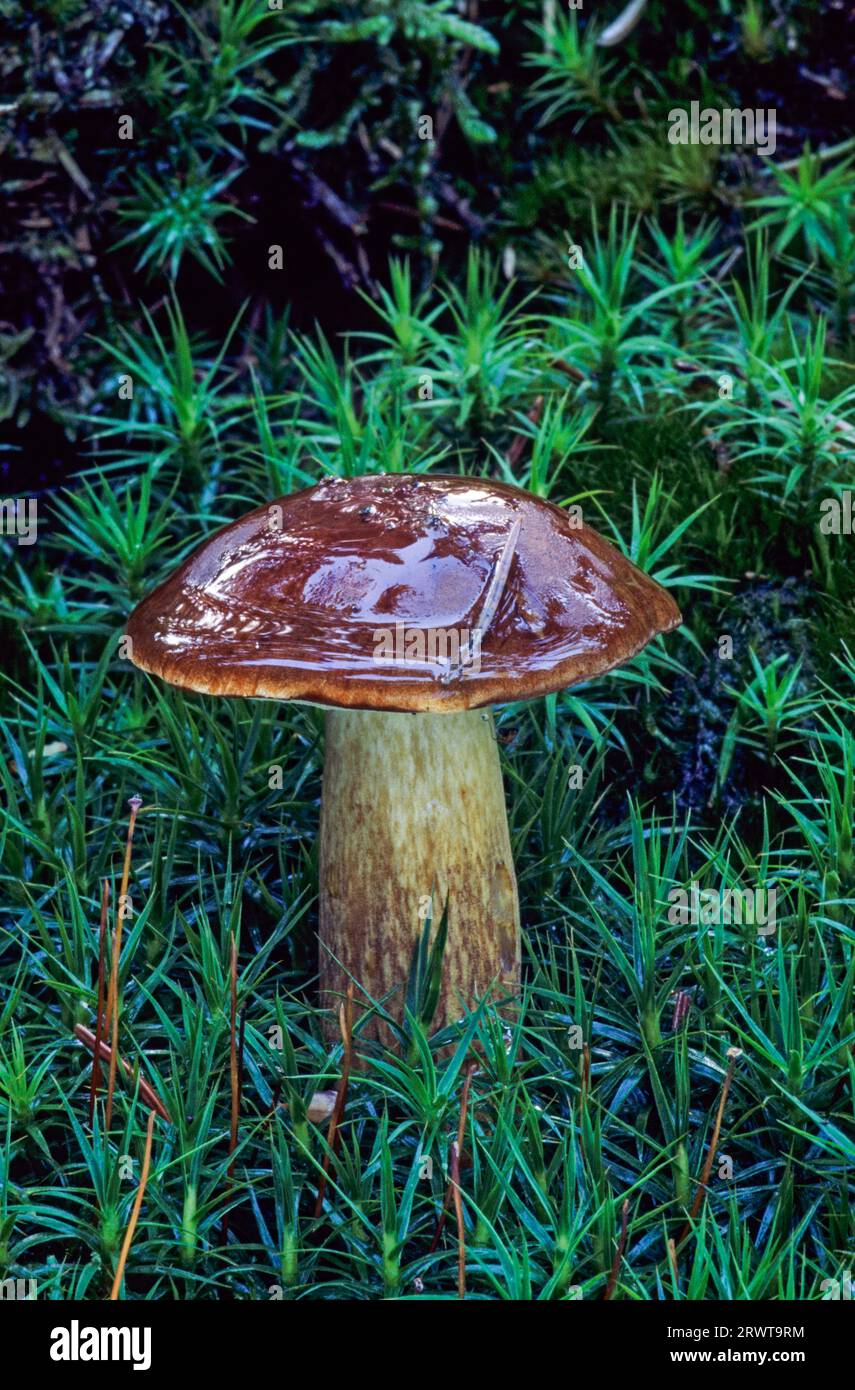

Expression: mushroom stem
xmin=318 ymin=708 xmax=520 ymax=1037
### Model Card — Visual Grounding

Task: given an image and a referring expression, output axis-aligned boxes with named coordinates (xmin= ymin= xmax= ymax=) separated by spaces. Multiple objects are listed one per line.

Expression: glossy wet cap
xmin=125 ymin=473 xmax=681 ymax=713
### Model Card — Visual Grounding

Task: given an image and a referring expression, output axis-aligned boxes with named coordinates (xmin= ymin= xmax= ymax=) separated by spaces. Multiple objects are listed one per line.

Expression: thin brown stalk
xmin=221 ymin=939 xmax=243 ymax=1245
xmin=552 ymin=357 xmax=586 ymax=384
xmin=449 ymin=1138 xmax=466 ymax=1300
xmin=228 ymin=935 xmax=239 ymax=1179
xmin=676 ymin=1049 xmax=740 ymax=1250
xmin=376 ymin=200 xmax=464 ymax=233
xmin=109 ymin=1108 xmax=156 ymax=1300
xmin=314 ymin=982 xmax=355 ymax=1217
xmin=237 ymin=1007 xmax=247 ymax=1102
xmin=74 ymin=1024 xmax=171 ymax=1123
xmin=604 ymin=1197 xmax=630 ymax=1300
xmin=88 ymin=878 xmax=110 ymax=1126
xmin=105 ymin=796 xmax=142 ymax=1131
xmin=428 ymin=1060 xmax=477 ymax=1253
xmin=578 ymin=1041 xmax=590 ymax=1162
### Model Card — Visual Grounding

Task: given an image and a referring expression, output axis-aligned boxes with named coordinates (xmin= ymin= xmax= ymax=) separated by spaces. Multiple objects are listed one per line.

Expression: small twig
xmin=713 ymin=245 xmax=743 ymax=283
xmin=437 ymin=180 xmax=485 ymax=235
xmin=552 ymin=357 xmax=586 ymax=384
xmin=88 ymin=879 xmax=110 ymax=1126
xmin=675 ymin=1049 xmax=741 ymax=1250
xmin=74 ymin=1025 xmax=171 ymax=1123
xmin=429 ymin=1061 xmax=477 ymax=1253
xmin=774 ymin=134 xmax=855 ymax=174
xmin=376 ymin=200 xmax=464 ymax=233
xmin=109 ymin=1108 xmax=156 ymax=1300
xmin=288 ymin=152 xmax=367 ymax=234
xmin=105 ymin=797 xmax=142 ymax=1131
xmin=313 ymin=228 xmax=363 ymax=291
xmin=597 ymin=0 xmax=649 ymax=48
xmin=604 ymin=1198 xmax=630 ymax=1300
xmin=441 ymin=518 xmax=521 ymax=684
xmin=48 ymin=130 xmax=94 ymax=199
xmin=314 ymin=983 xmax=355 ymax=1217
xmin=472 ymin=517 xmax=521 ymax=639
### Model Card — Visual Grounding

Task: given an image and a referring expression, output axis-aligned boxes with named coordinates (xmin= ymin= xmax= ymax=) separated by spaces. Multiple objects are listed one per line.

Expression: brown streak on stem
xmin=105 ymin=796 xmax=142 ymax=1131
xmin=88 ymin=878 xmax=110 ymax=1126
xmin=221 ymin=938 xmax=241 ymax=1245
xmin=109 ymin=1108 xmax=156 ymax=1300
xmin=376 ymin=201 xmax=464 ymax=233
xmin=450 ymin=1138 xmax=466 ymax=1300
xmin=552 ymin=357 xmax=586 ymax=383
xmin=676 ymin=1051 xmax=739 ymax=1250
xmin=237 ymin=1007 xmax=247 ymax=1105
xmin=604 ymin=1198 xmax=630 ymax=1300
xmin=228 ymin=935 xmax=239 ymax=1177
xmin=314 ymin=982 xmax=354 ymax=1217
xmin=74 ymin=1025 xmax=171 ymax=1123
xmin=578 ymin=1042 xmax=590 ymax=1162
xmin=428 ymin=1061 xmax=477 ymax=1254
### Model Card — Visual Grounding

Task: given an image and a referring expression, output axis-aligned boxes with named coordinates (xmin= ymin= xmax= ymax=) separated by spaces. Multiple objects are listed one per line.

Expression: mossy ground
xmin=1 ymin=1 xmax=853 ymax=1300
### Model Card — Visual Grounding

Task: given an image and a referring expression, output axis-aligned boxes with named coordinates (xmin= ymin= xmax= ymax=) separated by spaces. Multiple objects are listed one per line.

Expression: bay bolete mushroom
xmin=125 ymin=473 xmax=680 ymax=1035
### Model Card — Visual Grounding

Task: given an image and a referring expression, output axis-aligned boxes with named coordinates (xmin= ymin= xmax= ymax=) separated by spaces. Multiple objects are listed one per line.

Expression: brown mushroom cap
xmin=125 ymin=473 xmax=682 ymax=713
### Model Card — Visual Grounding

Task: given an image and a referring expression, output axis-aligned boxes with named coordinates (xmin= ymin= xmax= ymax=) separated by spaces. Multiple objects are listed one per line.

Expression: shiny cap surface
xmin=125 ymin=473 xmax=682 ymax=712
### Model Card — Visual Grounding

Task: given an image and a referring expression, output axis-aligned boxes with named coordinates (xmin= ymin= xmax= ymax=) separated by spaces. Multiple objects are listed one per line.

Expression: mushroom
xmin=125 ymin=473 xmax=681 ymax=1036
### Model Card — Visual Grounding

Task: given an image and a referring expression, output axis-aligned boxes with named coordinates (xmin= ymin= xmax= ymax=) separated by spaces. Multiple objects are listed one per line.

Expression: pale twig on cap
xmin=440 ymin=516 xmax=521 ymax=685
